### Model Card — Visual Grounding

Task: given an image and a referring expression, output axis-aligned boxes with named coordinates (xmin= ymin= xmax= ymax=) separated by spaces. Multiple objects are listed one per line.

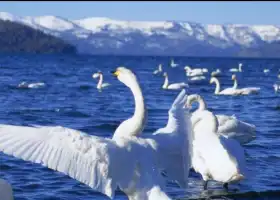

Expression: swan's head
xmin=232 ymin=74 xmax=237 ymax=80
xmin=163 ymin=72 xmax=168 ymax=77
xmin=184 ymin=66 xmax=191 ymax=71
xmin=185 ymin=94 xmax=201 ymax=109
xmin=92 ymin=72 xmax=100 ymax=79
xmin=111 ymin=67 xmax=138 ymax=87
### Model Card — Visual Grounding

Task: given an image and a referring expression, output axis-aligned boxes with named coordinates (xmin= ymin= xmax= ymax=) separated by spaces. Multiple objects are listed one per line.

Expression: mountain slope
xmin=0 ymin=19 xmax=77 ymax=54
xmin=0 ymin=12 xmax=279 ymax=57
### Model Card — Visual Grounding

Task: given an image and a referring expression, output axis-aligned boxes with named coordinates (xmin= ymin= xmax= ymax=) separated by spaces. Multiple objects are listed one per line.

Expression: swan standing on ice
xmin=153 ymin=64 xmax=163 ymax=75
xmin=0 ymin=67 xmax=192 ymax=200
xmin=170 ymin=59 xmax=178 ymax=68
xmin=210 ymin=76 xmax=242 ymax=95
xmin=162 ymin=72 xmax=188 ymax=90
xmin=231 ymin=74 xmax=260 ymax=95
xmin=190 ymin=109 xmax=247 ymax=190
xmin=0 ymin=179 xmax=13 ymax=200
xmin=92 ymin=71 xmax=110 ymax=90
xmin=229 ymin=63 xmax=242 ymax=72
xmin=186 ymin=94 xmax=256 ymax=144
xmin=211 ymin=69 xmax=222 ymax=77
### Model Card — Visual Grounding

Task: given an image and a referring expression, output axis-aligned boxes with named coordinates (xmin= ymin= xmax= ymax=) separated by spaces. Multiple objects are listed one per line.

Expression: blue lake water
xmin=0 ymin=54 xmax=280 ymax=200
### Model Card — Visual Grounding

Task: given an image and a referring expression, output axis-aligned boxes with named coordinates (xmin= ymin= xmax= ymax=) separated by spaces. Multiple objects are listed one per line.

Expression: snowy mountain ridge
xmin=1 ymin=11 xmax=280 ymax=56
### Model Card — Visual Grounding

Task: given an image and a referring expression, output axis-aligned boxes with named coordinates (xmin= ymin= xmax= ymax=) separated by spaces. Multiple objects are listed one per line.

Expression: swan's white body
xmin=92 ymin=72 xmax=110 ymax=90
xmin=263 ymin=69 xmax=270 ymax=73
xmin=170 ymin=59 xmax=178 ymax=68
xmin=189 ymin=76 xmax=206 ymax=82
xmin=186 ymin=94 xmax=256 ymax=144
xmin=153 ymin=64 xmax=163 ymax=75
xmin=0 ymin=67 xmax=192 ymax=200
xmin=18 ymin=82 xmax=45 ymax=89
xmin=190 ymin=109 xmax=247 ymax=189
xmin=184 ymin=66 xmax=207 ymax=76
xmin=210 ymin=77 xmax=242 ymax=95
xmin=231 ymin=74 xmax=260 ymax=95
xmin=211 ymin=69 xmax=221 ymax=77
xmin=229 ymin=63 xmax=242 ymax=72
xmin=0 ymin=179 xmax=13 ymax=200
xmin=274 ymin=84 xmax=280 ymax=93
xmin=162 ymin=72 xmax=188 ymax=90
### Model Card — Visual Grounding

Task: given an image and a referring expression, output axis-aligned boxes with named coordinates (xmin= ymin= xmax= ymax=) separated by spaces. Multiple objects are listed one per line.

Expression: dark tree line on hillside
xmin=0 ymin=19 xmax=77 ymax=54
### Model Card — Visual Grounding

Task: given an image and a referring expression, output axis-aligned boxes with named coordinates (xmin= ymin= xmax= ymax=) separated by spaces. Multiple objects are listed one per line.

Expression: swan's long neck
xmin=239 ymin=64 xmax=242 ymax=72
xmin=189 ymin=95 xmax=207 ymax=111
xmin=131 ymin=82 xmax=146 ymax=122
xmin=212 ymin=78 xmax=221 ymax=94
xmin=163 ymin=75 xmax=169 ymax=88
xmin=233 ymin=78 xmax=238 ymax=89
xmin=159 ymin=64 xmax=162 ymax=72
xmin=97 ymin=74 xmax=103 ymax=89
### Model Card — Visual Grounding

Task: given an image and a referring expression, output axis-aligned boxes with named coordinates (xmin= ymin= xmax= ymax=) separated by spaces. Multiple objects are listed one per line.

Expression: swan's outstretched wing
xmin=0 ymin=125 xmax=170 ymax=200
xmin=152 ymin=90 xmax=191 ymax=188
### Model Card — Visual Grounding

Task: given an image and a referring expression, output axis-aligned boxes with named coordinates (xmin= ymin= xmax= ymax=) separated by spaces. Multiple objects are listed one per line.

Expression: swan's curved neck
xmin=163 ymin=75 xmax=169 ymax=88
xmin=159 ymin=64 xmax=162 ymax=72
xmin=189 ymin=95 xmax=207 ymax=111
xmin=97 ymin=74 xmax=103 ymax=89
xmin=239 ymin=64 xmax=242 ymax=72
xmin=212 ymin=78 xmax=221 ymax=94
xmin=233 ymin=78 xmax=238 ymax=89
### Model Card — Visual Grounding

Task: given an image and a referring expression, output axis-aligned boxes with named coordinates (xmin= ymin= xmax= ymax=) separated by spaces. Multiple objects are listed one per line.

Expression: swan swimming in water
xmin=170 ymin=59 xmax=178 ymax=68
xmin=186 ymin=94 xmax=256 ymax=144
xmin=211 ymin=69 xmax=222 ymax=77
xmin=0 ymin=67 xmax=191 ymax=200
xmin=0 ymin=179 xmax=13 ymax=200
xmin=189 ymin=76 xmax=206 ymax=82
xmin=274 ymin=84 xmax=280 ymax=93
xmin=153 ymin=64 xmax=163 ymax=75
xmin=231 ymin=74 xmax=260 ymax=95
xmin=162 ymin=72 xmax=188 ymax=90
xmin=17 ymin=81 xmax=45 ymax=89
xmin=190 ymin=108 xmax=247 ymax=190
xmin=184 ymin=66 xmax=207 ymax=77
xmin=263 ymin=69 xmax=270 ymax=73
xmin=92 ymin=71 xmax=110 ymax=90
xmin=210 ymin=76 xmax=242 ymax=95
xmin=229 ymin=63 xmax=242 ymax=72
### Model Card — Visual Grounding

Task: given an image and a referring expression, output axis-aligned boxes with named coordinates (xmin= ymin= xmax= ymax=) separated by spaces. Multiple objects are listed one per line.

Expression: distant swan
xmin=263 ymin=69 xmax=270 ymax=73
xmin=162 ymin=72 xmax=188 ymax=90
xmin=153 ymin=64 xmax=163 ymax=75
xmin=210 ymin=76 xmax=242 ymax=95
xmin=17 ymin=81 xmax=45 ymax=89
xmin=184 ymin=66 xmax=207 ymax=76
xmin=274 ymin=84 xmax=280 ymax=93
xmin=186 ymin=94 xmax=256 ymax=144
xmin=211 ymin=69 xmax=222 ymax=77
xmin=189 ymin=76 xmax=206 ymax=82
xmin=92 ymin=71 xmax=110 ymax=90
xmin=0 ymin=179 xmax=13 ymax=200
xmin=231 ymin=74 xmax=260 ymax=95
xmin=190 ymin=109 xmax=247 ymax=190
xmin=170 ymin=59 xmax=178 ymax=68
xmin=229 ymin=63 xmax=242 ymax=72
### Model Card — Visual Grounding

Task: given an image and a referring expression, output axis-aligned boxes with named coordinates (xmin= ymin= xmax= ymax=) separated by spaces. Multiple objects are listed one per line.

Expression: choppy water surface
xmin=0 ymin=54 xmax=280 ymax=200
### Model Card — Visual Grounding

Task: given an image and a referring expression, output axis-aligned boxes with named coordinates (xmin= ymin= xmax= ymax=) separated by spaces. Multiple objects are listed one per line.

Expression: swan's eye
xmin=112 ymin=70 xmax=120 ymax=77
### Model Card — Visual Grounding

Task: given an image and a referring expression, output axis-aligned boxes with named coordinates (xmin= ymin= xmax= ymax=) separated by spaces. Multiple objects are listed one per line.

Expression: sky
xmin=0 ymin=1 xmax=279 ymax=25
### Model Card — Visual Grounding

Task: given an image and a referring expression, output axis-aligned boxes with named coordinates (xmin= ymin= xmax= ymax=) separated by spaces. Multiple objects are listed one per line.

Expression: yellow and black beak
xmin=111 ymin=70 xmax=120 ymax=77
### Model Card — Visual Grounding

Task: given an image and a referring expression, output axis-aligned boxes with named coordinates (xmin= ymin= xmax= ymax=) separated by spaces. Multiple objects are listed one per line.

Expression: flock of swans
xmin=0 ymin=60 xmax=277 ymax=200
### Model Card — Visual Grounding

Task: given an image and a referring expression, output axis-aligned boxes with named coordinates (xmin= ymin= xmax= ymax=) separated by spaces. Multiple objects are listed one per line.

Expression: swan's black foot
xmin=203 ymin=181 xmax=208 ymax=190
xmin=223 ymin=183 xmax=229 ymax=190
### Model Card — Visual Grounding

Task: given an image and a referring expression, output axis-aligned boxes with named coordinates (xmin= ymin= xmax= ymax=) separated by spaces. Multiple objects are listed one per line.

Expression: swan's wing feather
xmin=0 ymin=125 xmax=120 ymax=198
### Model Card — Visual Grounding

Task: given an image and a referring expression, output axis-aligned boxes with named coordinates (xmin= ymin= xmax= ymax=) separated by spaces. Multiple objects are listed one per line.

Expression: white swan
xmin=190 ymin=109 xmax=247 ymax=190
xmin=210 ymin=76 xmax=242 ymax=95
xmin=153 ymin=64 xmax=163 ymax=75
xmin=0 ymin=179 xmax=13 ymax=200
xmin=229 ymin=63 xmax=242 ymax=72
xmin=184 ymin=66 xmax=206 ymax=76
xmin=0 ymin=67 xmax=191 ymax=200
xmin=186 ymin=94 xmax=256 ymax=144
xmin=274 ymin=84 xmax=280 ymax=93
xmin=170 ymin=59 xmax=178 ymax=68
xmin=231 ymin=74 xmax=260 ymax=95
xmin=263 ymin=69 xmax=270 ymax=73
xmin=17 ymin=82 xmax=45 ymax=89
xmin=162 ymin=72 xmax=188 ymax=90
xmin=92 ymin=71 xmax=110 ymax=90
xmin=211 ymin=69 xmax=222 ymax=77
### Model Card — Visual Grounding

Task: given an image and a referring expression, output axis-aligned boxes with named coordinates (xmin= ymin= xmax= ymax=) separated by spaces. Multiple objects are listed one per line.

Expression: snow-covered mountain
xmin=1 ymin=11 xmax=280 ymax=56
